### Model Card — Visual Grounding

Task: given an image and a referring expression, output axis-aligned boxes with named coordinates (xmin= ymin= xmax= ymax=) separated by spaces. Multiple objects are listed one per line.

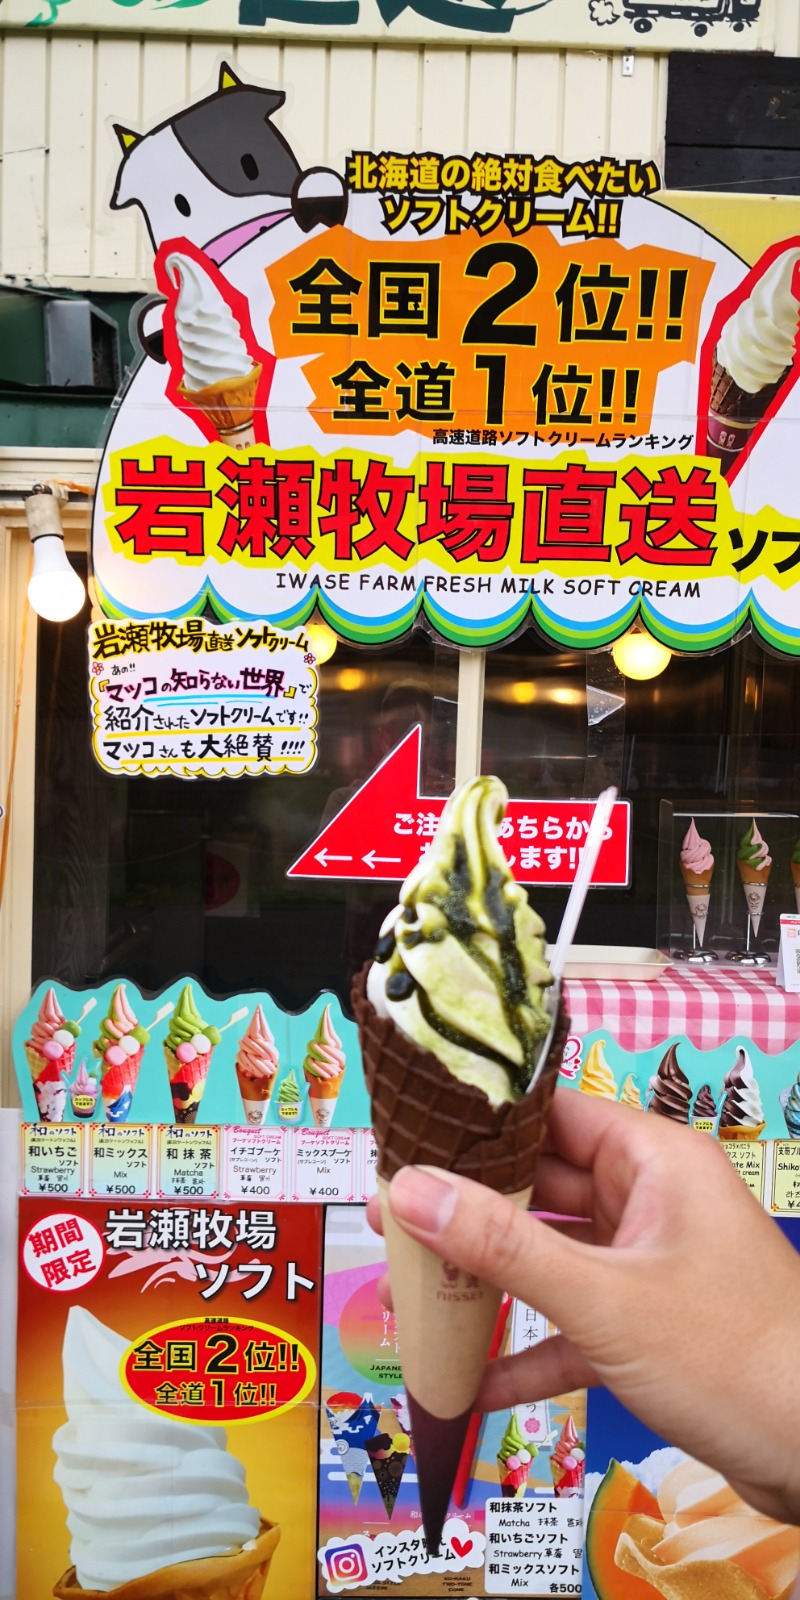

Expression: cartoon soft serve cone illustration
xmin=352 ymin=775 xmax=566 ymax=1555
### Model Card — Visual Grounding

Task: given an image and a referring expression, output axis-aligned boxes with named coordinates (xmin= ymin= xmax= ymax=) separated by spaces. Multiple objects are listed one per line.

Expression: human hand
xmin=367 ymin=1088 xmax=800 ymax=1524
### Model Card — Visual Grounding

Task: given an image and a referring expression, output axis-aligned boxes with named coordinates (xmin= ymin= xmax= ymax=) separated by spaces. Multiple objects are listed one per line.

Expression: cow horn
xmin=114 ymin=125 xmax=140 ymax=153
xmin=219 ymin=63 xmax=242 ymax=91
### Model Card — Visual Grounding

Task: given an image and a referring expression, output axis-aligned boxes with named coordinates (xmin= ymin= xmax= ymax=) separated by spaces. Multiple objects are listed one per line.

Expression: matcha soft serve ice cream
xmin=353 ymin=774 xmax=567 ymax=1556
xmin=366 ymin=774 xmax=553 ymax=1109
xmin=52 ymin=1306 xmax=278 ymax=1598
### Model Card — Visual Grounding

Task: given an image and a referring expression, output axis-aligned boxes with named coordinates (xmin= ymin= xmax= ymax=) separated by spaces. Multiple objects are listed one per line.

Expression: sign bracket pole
xmin=455 ymin=649 xmax=485 ymax=785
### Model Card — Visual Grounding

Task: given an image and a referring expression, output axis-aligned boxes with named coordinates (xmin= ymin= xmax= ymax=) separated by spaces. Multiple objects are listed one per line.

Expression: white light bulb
xmin=611 ymin=629 xmax=671 ymax=680
xmin=27 ymin=534 xmax=86 ymax=622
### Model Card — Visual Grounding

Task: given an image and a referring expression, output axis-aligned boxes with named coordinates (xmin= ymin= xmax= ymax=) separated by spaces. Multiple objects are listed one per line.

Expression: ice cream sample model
xmin=707 ymin=246 xmax=800 ymax=476
xmin=25 ymin=987 xmax=83 ymax=1122
xmin=365 ymin=1427 xmax=412 ymax=1518
xmin=163 ymin=985 xmax=221 ymax=1124
xmin=276 ymin=1067 xmax=303 ymax=1121
xmin=648 ymin=1043 xmax=692 ymax=1125
xmin=64 ymin=1060 xmax=100 ymax=1120
xmin=353 ymin=774 xmax=566 ymax=1554
xmin=692 ymin=1083 xmax=718 ymax=1130
xmin=326 ymin=1393 xmax=380 ymax=1506
xmin=235 ymin=1006 xmax=279 ymax=1125
xmin=791 ymin=837 xmax=800 ymax=913
xmin=614 ymin=1455 xmax=800 ymax=1599
xmin=52 ymin=1305 xmax=279 ymax=1598
xmin=619 ymin=1073 xmax=643 ymax=1111
xmin=579 ymin=1038 xmax=619 ymax=1100
xmin=680 ymin=820 xmax=714 ymax=948
xmin=497 ymin=1414 xmax=534 ymax=1499
xmin=94 ymin=985 xmax=150 ymax=1124
xmin=550 ymin=1415 xmax=585 ymax=1498
xmin=781 ymin=1072 xmax=800 ymax=1138
xmin=737 ymin=819 xmax=772 ymax=938
xmin=165 ymin=252 xmax=262 ymax=448
xmin=303 ymin=1005 xmax=346 ymax=1127
xmin=719 ymin=1046 xmax=766 ymax=1140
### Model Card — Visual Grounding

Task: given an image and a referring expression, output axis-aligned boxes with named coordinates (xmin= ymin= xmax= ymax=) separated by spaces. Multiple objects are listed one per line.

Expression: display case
xmin=657 ymin=804 xmax=800 ymax=965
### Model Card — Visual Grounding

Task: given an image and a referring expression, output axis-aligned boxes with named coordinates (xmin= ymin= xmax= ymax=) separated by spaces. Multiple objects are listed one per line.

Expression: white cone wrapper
xmin=309 ymin=1097 xmax=335 ymax=1128
xmin=742 ymin=880 xmax=767 ymax=936
xmin=685 ymin=891 xmax=710 ymax=947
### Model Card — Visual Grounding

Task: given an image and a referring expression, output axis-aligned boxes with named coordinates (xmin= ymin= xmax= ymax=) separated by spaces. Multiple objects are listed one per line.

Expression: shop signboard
xmin=89 ymin=66 xmax=800 ymax=660
xmin=0 ymin=0 xmax=774 ymax=51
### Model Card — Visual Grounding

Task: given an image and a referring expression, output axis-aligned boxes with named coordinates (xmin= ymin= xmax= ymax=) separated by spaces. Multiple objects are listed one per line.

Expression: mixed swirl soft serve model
xmin=366 ymin=774 xmax=553 ymax=1108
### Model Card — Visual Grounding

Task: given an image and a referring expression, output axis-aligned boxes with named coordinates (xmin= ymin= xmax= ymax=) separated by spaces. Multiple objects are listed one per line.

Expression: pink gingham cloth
xmin=563 ymin=968 xmax=800 ymax=1054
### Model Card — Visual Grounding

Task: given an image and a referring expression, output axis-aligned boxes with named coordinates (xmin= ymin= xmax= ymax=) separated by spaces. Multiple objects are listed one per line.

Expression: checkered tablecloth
xmin=563 ymin=967 xmax=800 ymax=1053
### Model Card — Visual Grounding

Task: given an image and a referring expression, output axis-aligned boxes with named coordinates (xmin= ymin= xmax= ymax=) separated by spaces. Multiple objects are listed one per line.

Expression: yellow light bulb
xmin=611 ymin=629 xmax=672 ymax=680
xmin=305 ymin=620 xmax=338 ymax=665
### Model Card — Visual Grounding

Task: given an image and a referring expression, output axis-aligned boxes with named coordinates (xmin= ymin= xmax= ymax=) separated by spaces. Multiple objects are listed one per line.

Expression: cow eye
xmin=240 ymin=153 xmax=258 ymax=181
xmin=174 ymin=194 xmax=191 ymax=217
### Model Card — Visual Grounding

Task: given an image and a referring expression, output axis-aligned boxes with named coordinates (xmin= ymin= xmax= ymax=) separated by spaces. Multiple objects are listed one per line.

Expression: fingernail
xmin=389 ymin=1166 xmax=458 ymax=1234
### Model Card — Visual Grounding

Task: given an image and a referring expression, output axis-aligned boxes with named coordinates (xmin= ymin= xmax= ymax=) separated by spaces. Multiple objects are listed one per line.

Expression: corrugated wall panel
xmin=0 ymin=35 xmax=670 ymax=292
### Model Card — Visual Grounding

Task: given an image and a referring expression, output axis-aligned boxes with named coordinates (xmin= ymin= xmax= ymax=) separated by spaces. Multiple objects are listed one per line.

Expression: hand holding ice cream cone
xmin=353 ymin=774 xmax=567 ymax=1553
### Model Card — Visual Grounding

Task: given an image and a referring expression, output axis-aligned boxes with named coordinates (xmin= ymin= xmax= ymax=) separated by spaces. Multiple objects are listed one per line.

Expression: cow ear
xmin=114 ymin=125 xmax=141 ymax=153
xmin=219 ymin=62 xmax=243 ymax=91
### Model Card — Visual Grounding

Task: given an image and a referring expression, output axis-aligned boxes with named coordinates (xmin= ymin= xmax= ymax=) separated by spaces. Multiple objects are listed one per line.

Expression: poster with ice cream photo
xmin=316 ymin=1206 xmax=586 ymax=1597
xmin=88 ymin=61 xmax=800 ymax=664
xmin=13 ymin=979 xmax=366 ymax=1130
xmin=16 ymin=1195 xmax=324 ymax=1600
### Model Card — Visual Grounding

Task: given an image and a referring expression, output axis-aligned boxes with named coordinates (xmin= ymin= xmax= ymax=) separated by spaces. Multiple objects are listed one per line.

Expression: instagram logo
xmin=324 ymin=1544 xmax=369 ymax=1587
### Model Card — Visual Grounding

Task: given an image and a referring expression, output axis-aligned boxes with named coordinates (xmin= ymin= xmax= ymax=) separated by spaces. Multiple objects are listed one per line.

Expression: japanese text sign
xmin=91 ymin=64 xmax=800 ymax=658
xmin=88 ymin=616 xmax=318 ymax=779
xmin=288 ymin=726 xmax=631 ymax=885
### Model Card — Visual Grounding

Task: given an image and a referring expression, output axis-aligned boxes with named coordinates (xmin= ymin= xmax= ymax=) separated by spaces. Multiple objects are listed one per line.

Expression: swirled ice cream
xmin=693 ymin=1083 xmax=718 ymax=1126
xmin=579 ymin=1038 xmax=619 ymax=1100
xmin=620 ymin=1073 xmax=643 ymax=1110
xmin=165 ymin=252 xmax=251 ymax=391
xmin=497 ymin=1413 xmax=533 ymax=1498
xmin=717 ymin=248 xmax=800 ymax=394
xmin=367 ymin=776 xmax=552 ymax=1109
xmin=53 ymin=1306 xmax=261 ymax=1592
xmin=648 ymin=1043 xmax=692 ymax=1124
xmin=680 ymin=820 xmax=714 ymax=882
xmin=616 ymin=1456 xmax=800 ymax=1599
xmin=304 ymin=1005 xmax=346 ymax=1126
xmin=719 ymin=1047 xmax=765 ymax=1137
xmin=235 ymin=1004 xmax=279 ymax=1125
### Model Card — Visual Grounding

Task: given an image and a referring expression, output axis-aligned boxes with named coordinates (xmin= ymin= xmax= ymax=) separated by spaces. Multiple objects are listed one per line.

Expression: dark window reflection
xmin=483 ymin=631 xmax=800 ymax=953
xmin=33 ymin=574 xmax=457 ymax=1011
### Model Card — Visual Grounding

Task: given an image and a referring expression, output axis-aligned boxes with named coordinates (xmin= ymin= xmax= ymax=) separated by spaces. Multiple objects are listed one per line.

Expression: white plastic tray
xmin=545 ymin=945 xmax=672 ymax=982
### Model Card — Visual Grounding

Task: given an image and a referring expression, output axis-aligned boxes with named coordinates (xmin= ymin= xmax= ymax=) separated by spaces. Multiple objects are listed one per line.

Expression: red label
xmin=122 ymin=1316 xmax=316 ymax=1424
xmin=288 ymin=725 xmax=631 ymax=887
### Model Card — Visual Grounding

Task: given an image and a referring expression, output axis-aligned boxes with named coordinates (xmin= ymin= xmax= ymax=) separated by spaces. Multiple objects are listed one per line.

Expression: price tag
xmin=156 ymin=1125 xmax=219 ymax=1198
xmin=292 ymin=1128 xmax=355 ymax=1203
xmin=89 ymin=1125 xmax=152 ymax=1198
xmin=772 ymin=1141 xmax=800 ymax=1213
xmin=361 ymin=1130 xmax=378 ymax=1201
xmin=722 ymin=1138 xmax=766 ymax=1203
xmin=484 ymin=1497 xmax=583 ymax=1595
xmin=222 ymin=1126 xmax=286 ymax=1201
xmin=22 ymin=1123 xmax=83 ymax=1197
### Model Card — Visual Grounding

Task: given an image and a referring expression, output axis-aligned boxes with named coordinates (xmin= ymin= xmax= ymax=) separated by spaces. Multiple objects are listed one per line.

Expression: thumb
xmin=386 ymin=1165 xmax=612 ymax=1337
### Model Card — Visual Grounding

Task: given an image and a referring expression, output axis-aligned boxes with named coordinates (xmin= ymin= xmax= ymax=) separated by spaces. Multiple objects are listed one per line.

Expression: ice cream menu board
xmin=89 ymin=63 xmax=800 ymax=659
xmin=13 ymin=979 xmax=368 ymax=1130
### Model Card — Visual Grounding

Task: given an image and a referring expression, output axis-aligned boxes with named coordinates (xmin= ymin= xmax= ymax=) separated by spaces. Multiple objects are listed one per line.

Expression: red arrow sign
xmin=288 ymin=726 xmax=631 ymax=887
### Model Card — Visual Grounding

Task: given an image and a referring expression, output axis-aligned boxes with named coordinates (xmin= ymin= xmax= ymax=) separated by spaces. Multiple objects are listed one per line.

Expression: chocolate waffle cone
xmin=707 ymin=353 xmax=787 ymax=477
xmin=53 ymin=1518 xmax=280 ymax=1600
xmin=352 ymin=965 xmax=567 ymax=1555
